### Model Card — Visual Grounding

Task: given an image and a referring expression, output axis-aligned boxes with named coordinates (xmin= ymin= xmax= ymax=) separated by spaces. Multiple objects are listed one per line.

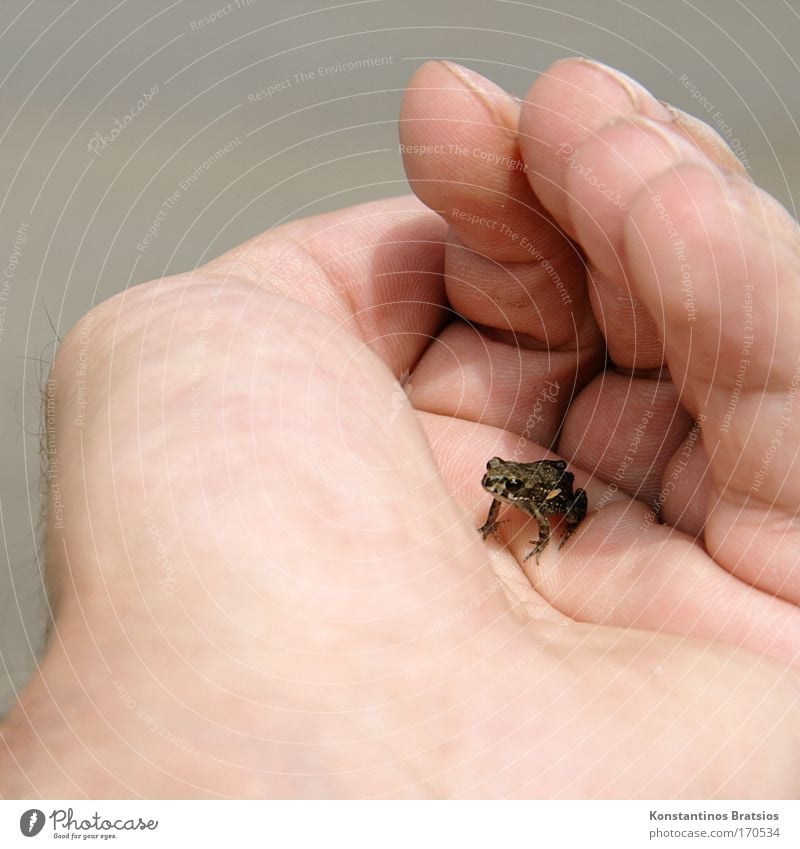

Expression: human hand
xmin=1 ymin=59 xmax=797 ymax=799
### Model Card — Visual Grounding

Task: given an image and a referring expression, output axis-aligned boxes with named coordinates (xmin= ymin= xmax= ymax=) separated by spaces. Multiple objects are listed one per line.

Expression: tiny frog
xmin=478 ymin=457 xmax=588 ymax=563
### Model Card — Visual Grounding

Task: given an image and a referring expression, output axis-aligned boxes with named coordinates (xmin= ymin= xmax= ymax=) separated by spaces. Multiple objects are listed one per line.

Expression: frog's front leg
xmin=478 ymin=498 xmax=504 ymax=540
xmin=522 ymin=504 xmax=550 ymax=564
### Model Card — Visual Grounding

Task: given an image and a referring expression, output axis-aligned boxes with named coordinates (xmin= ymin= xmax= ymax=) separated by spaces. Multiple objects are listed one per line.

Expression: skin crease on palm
xmin=1 ymin=57 xmax=799 ymax=800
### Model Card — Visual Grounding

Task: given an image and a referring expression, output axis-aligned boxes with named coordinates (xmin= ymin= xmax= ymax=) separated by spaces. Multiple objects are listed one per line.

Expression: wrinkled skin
xmin=1 ymin=59 xmax=798 ymax=798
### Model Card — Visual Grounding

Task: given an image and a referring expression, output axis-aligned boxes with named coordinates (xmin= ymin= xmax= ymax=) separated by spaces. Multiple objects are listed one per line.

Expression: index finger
xmin=400 ymin=60 xmax=598 ymax=349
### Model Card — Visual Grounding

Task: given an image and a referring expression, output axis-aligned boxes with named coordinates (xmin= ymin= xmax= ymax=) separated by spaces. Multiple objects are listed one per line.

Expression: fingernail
xmin=621 ymin=115 xmax=709 ymax=161
xmin=559 ymin=57 xmax=674 ymax=122
xmin=657 ymin=101 xmax=752 ymax=180
xmin=438 ymin=60 xmax=521 ymax=134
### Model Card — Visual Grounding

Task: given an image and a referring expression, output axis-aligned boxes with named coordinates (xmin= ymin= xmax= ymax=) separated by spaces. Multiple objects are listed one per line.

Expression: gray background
xmin=2 ymin=0 xmax=800 ymax=713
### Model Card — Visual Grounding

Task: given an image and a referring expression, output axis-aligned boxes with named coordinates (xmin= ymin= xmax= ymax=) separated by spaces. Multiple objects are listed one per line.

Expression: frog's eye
xmin=504 ymin=479 xmax=524 ymax=492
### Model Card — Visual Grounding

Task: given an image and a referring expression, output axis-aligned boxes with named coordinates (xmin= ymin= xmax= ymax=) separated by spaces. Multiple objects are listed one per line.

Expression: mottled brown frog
xmin=478 ymin=457 xmax=587 ymax=562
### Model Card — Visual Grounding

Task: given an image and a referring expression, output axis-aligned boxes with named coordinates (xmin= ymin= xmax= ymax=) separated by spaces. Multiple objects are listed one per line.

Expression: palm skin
xmin=0 ymin=59 xmax=798 ymax=799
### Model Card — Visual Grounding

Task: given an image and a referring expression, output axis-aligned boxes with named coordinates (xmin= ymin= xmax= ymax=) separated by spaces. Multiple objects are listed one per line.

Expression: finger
xmin=204 ymin=195 xmax=449 ymax=378
xmin=518 ymin=58 xmax=746 ymax=370
xmin=441 ymin=231 xmax=592 ymax=348
xmin=526 ymin=58 xmax=800 ymax=607
xmin=661 ymin=102 xmax=754 ymax=180
xmin=399 ymin=61 xmax=603 ymax=431
xmin=400 ymin=60 xmax=598 ymax=347
xmin=659 ymin=432 xmax=711 ymax=537
xmin=518 ymin=57 xmax=747 ymax=240
xmin=558 ymin=371 xmax=693 ymax=506
xmin=625 ymin=164 xmax=800 ymax=604
xmin=587 ymin=266 xmax=666 ymax=371
xmin=552 ymin=116 xmax=712 ymax=287
xmin=401 ymin=60 xmax=551 ymax=261
xmin=535 ymin=498 xmax=800 ymax=671
xmin=407 ymin=231 xmax=601 ymax=436
xmin=408 ymin=321 xmax=573 ymax=443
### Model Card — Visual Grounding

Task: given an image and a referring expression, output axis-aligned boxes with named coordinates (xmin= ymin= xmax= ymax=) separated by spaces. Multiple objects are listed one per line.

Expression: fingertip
xmin=436 ymin=60 xmax=521 ymax=133
xmin=522 ymin=57 xmax=671 ymax=126
xmin=564 ymin=119 xmax=709 ymax=280
xmin=623 ymin=162 xmax=800 ymax=391
xmin=519 ymin=57 xmax=672 ymax=231
xmin=400 ymin=60 xmax=519 ymax=141
xmin=399 ymin=60 xmax=560 ymax=261
xmin=400 ymin=60 xmax=448 ymax=120
xmin=399 ymin=61 xmax=593 ymax=342
xmin=658 ymin=102 xmax=752 ymax=179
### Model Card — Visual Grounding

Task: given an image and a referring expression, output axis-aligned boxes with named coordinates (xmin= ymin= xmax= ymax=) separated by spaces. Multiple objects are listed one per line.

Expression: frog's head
xmin=481 ymin=457 xmax=527 ymax=502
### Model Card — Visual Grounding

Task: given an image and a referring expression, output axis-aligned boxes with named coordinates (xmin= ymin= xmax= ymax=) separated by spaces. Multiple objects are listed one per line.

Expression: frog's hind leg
xmin=559 ymin=488 xmax=588 ymax=549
